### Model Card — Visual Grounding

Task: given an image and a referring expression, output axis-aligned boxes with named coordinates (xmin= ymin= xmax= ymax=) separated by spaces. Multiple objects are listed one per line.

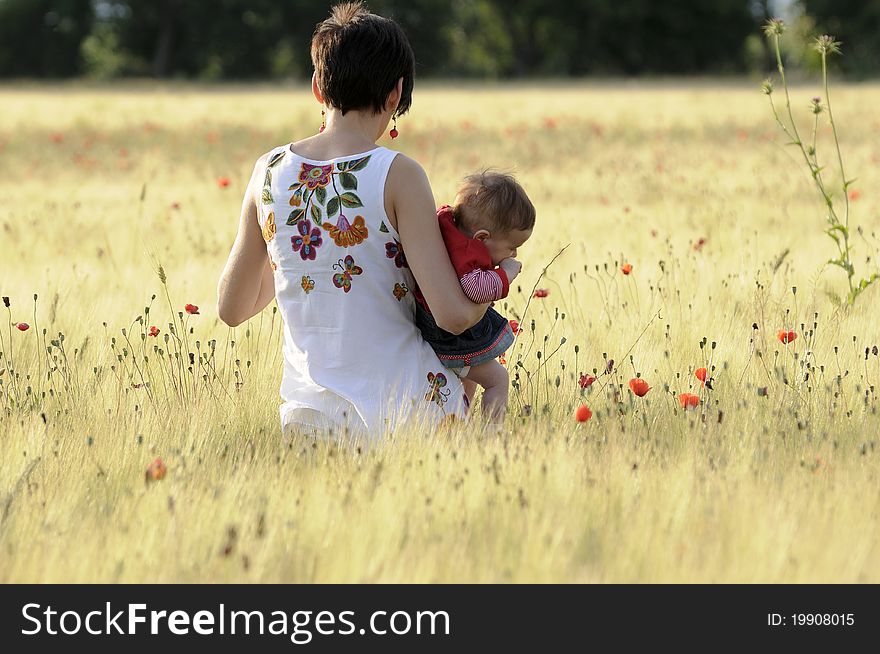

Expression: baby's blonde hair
xmin=452 ymin=169 xmax=535 ymax=234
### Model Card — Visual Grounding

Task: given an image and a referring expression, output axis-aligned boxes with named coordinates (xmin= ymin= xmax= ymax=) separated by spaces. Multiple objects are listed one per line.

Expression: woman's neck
xmin=325 ymin=106 xmax=386 ymax=144
xmin=291 ymin=106 xmax=389 ymax=160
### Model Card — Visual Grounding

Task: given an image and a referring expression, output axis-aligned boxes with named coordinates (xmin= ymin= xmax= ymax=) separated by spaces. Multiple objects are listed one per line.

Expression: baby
xmin=413 ymin=170 xmax=535 ymax=421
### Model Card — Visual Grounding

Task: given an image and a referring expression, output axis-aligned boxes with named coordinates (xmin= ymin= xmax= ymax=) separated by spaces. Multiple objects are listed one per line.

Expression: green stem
xmin=821 ymin=52 xmax=854 ymax=295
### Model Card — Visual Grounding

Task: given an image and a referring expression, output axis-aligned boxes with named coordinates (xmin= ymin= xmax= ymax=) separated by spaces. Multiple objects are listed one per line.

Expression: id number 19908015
xmin=768 ymin=613 xmax=854 ymax=627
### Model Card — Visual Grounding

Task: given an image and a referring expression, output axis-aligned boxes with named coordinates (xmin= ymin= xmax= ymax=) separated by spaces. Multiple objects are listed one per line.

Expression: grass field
xmin=1 ymin=80 xmax=879 ymax=582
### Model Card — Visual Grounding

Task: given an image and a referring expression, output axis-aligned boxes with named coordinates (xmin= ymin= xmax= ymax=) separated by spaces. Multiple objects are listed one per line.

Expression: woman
xmin=216 ymin=2 xmax=489 ymax=440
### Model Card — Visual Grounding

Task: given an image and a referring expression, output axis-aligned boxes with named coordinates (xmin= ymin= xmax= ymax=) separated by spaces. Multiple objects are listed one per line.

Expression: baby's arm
xmin=458 ymin=258 xmax=522 ymax=303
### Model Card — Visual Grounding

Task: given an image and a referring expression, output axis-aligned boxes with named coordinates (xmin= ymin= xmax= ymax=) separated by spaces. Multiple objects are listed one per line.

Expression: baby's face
xmin=482 ymin=228 xmax=533 ymax=266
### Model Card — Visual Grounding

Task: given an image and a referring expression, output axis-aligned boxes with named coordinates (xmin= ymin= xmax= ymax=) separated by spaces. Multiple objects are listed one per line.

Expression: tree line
xmin=0 ymin=0 xmax=875 ymax=79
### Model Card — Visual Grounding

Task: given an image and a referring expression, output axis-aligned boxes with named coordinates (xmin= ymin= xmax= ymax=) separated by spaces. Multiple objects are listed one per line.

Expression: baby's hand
xmin=499 ymin=257 xmax=522 ymax=282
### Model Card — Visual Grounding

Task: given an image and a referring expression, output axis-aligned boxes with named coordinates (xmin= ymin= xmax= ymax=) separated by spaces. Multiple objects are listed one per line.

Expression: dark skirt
xmin=415 ymin=302 xmax=514 ymax=369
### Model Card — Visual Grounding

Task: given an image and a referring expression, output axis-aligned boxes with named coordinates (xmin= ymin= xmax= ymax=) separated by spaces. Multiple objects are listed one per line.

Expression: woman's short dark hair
xmin=311 ymin=2 xmax=415 ymax=117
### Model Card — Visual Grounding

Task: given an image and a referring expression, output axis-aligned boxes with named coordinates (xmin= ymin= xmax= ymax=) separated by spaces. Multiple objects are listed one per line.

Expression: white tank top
xmin=258 ymin=144 xmax=467 ymax=439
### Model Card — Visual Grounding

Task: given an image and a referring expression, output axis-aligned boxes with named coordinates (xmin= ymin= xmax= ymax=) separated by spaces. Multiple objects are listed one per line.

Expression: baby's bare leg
xmin=462 ymin=360 xmax=509 ymax=422
xmin=461 ymin=377 xmax=478 ymax=405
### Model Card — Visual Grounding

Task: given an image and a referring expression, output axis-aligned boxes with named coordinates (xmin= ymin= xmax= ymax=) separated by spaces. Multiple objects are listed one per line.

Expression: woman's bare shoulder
xmin=387 ymin=152 xmax=430 ymax=188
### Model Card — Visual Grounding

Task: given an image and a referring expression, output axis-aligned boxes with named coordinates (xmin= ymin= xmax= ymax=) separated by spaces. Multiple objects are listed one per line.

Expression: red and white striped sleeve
xmin=459 ymin=267 xmax=510 ymax=303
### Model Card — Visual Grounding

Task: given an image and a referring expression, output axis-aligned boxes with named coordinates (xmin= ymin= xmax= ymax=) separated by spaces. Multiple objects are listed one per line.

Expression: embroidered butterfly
xmin=301 ymin=275 xmax=315 ymax=294
xmin=393 ymin=282 xmax=408 ymax=301
xmin=425 ymin=372 xmax=450 ymax=406
xmin=385 ymin=239 xmax=408 ymax=268
xmin=332 ymin=255 xmax=363 ymax=293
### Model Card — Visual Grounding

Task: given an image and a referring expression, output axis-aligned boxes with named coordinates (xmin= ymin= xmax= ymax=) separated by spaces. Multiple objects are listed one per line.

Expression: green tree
xmin=801 ymin=0 xmax=880 ymax=76
xmin=0 ymin=0 xmax=93 ymax=77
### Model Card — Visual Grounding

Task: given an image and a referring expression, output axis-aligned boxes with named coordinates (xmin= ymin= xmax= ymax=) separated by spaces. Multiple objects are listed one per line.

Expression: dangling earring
xmin=319 ymin=109 xmax=326 ymax=133
xmin=389 ymin=114 xmax=399 ymax=139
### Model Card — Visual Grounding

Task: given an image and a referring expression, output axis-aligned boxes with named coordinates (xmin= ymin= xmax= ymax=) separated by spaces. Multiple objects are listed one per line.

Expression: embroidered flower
xmin=385 ymin=239 xmax=408 ymax=268
xmin=301 ymin=275 xmax=315 ymax=294
xmin=298 ymin=163 xmax=333 ymax=190
xmin=291 ymin=219 xmax=323 ymax=261
xmin=262 ymin=211 xmax=276 ymax=243
xmin=324 ymin=213 xmax=368 ymax=247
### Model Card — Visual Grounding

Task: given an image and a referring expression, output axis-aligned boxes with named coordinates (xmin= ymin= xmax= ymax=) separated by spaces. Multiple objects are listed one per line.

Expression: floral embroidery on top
xmin=299 ymin=163 xmax=333 ymax=190
xmin=325 ymin=213 xmax=368 ymax=247
xmin=425 ymin=372 xmax=450 ymax=406
xmin=261 ymin=149 xmax=286 ymax=205
xmin=291 ymin=218 xmax=323 ymax=260
xmin=262 ymin=211 xmax=276 ymax=243
xmin=393 ymin=282 xmax=408 ymax=301
xmin=385 ymin=239 xmax=408 ymax=268
xmin=332 ymin=255 xmax=363 ymax=294
xmin=286 ymin=155 xmax=372 ymax=253
xmin=301 ymin=275 xmax=315 ymax=294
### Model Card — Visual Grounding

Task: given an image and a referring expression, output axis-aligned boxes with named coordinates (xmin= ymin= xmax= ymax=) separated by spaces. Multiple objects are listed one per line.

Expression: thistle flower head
xmin=810 ymin=96 xmax=824 ymax=114
xmin=761 ymin=79 xmax=774 ymax=95
xmin=814 ymin=35 xmax=842 ymax=56
xmin=763 ymin=18 xmax=785 ymax=38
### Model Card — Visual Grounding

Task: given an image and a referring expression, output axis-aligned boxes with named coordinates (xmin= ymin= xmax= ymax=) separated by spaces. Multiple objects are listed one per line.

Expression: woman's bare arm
xmin=387 ymin=155 xmax=489 ymax=335
xmin=217 ymin=153 xmax=274 ymax=327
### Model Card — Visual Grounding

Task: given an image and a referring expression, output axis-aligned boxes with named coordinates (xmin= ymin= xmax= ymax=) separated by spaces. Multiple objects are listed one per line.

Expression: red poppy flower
xmin=498 ymin=354 xmax=507 ymax=365
xmin=145 ymin=457 xmax=167 ymax=481
xmin=621 ymin=263 xmax=632 ymax=275
xmin=15 ymin=322 xmax=29 ymax=331
xmin=509 ymin=319 xmax=520 ymax=334
xmin=185 ymin=303 xmax=200 ymax=315
xmin=51 ymin=133 xmax=64 ymax=144
xmin=217 ymin=176 xmax=230 ymax=188
xmin=575 ymin=404 xmax=592 ymax=422
xmin=693 ymin=237 xmax=707 ymax=251
xmin=777 ymin=330 xmax=797 ymax=344
xmin=578 ymin=373 xmax=596 ymax=389
xmin=848 ymin=189 xmax=861 ymax=201
xmin=533 ymin=289 xmax=550 ymax=298
xmin=679 ymin=393 xmax=700 ymax=409
xmin=695 ymin=367 xmax=707 ymax=383
xmin=148 ymin=326 xmax=159 ymax=337
xmin=170 ymin=202 xmax=181 ymax=210
xmin=629 ymin=378 xmax=650 ymax=397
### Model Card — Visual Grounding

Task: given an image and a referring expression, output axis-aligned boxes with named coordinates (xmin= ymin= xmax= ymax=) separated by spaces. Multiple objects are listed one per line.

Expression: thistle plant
xmin=762 ymin=19 xmax=878 ymax=305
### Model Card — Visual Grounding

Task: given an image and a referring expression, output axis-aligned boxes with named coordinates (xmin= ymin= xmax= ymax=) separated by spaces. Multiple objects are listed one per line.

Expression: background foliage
xmin=0 ymin=0 xmax=875 ymax=80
